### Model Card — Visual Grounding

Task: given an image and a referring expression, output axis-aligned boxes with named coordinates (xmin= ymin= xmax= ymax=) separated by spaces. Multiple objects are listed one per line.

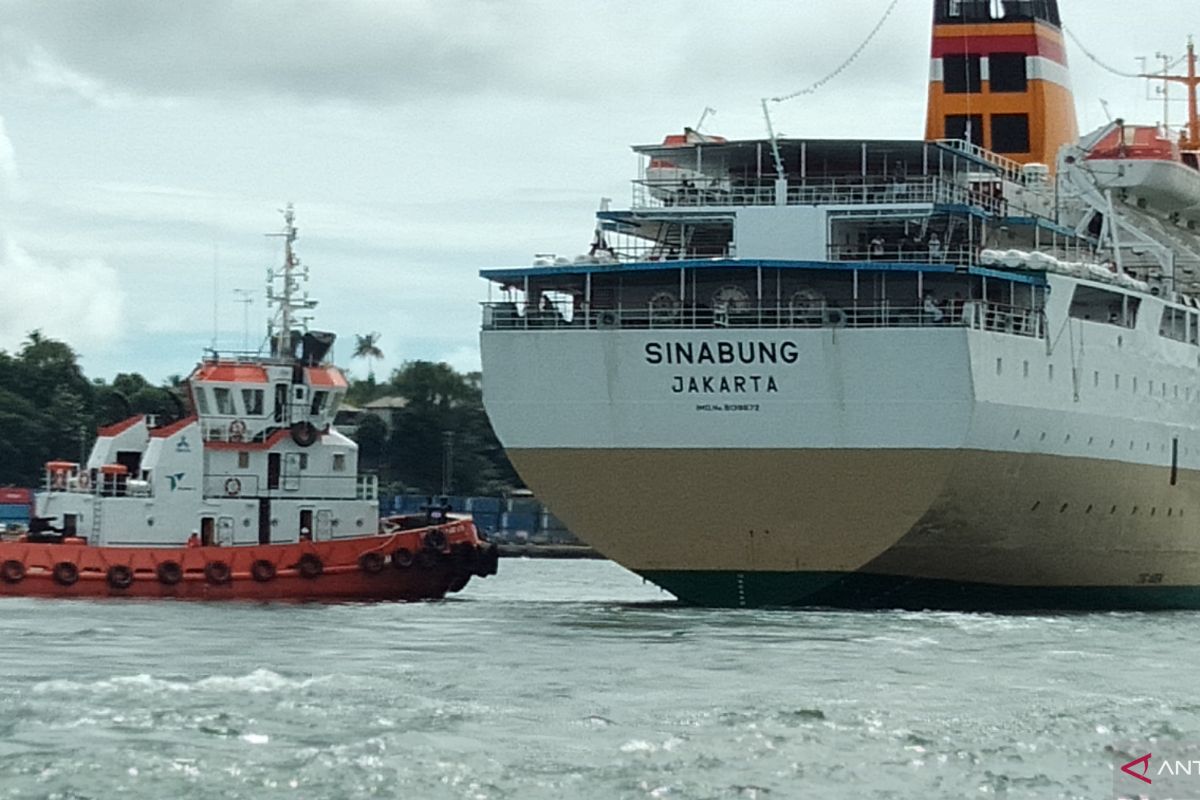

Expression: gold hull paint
xmin=507 ymin=448 xmax=1200 ymax=589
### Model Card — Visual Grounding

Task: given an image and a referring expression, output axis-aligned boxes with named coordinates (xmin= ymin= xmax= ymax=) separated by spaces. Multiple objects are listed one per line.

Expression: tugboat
xmin=1 ymin=206 xmax=498 ymax=600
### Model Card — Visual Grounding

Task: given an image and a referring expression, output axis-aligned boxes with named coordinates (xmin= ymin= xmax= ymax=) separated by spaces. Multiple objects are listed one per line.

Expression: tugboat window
xmin=242 ymin=389 xmax=264 ymax=416
xmin=194 ymin=389 xmax=210 ymax=415
xmin=944 ymin=54 xmax=982 ymax=94
xmin=310 ymin=391 xmax=328 ymax=416
xmin=213 ymin=387 xmax=234 ymax=415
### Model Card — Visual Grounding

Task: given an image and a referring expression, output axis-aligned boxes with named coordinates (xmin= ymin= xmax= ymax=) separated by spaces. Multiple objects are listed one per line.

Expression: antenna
xmin=233 ymin=288 xmax=254 ymax=352
xmin=1099 ymin=98 xmax=1112 ymax=122
xmin=211 ymin=243 xmax=220 ymax=352
xmin=265 ymin=203 xmax=318 ymax=360
xmin=760 ymin=99 xmax=786 ymax=181
xmin=695 ymin=107 xmax=716 ymax=133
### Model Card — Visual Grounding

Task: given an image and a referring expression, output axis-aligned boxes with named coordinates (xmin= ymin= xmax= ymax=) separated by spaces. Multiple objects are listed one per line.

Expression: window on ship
xmin=213 ymin=387 xmax=235 ymax=415
xmin=1159 ymin=306 xmax=1193 ymax=344
xmin=1069 ymin=285 xmax=1138 ymax=328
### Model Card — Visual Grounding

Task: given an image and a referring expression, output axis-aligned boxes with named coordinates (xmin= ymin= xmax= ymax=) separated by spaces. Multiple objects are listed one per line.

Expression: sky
xmin=0 ymin=0 xmax=1193 ymax=383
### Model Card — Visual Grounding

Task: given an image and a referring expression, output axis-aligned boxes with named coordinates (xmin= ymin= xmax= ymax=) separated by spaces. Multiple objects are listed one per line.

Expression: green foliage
xmin=0 ymin=334 xmax=187 ymax=486
xmin=350 ymin=360 xmax=521 ymax=496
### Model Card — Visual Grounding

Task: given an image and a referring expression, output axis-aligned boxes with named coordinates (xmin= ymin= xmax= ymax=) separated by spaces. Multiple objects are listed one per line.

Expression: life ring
xmin=53 ymin=562 xmax=79 ymax=587
xmin=52 ymin=471 xmax=67 ymax=490
xmin=297 ymin=553 xmax=323 ymax=579
xmin=224 ymin=477 xmax=241 ymax=497
xmin=78 ymin=472 xmax=91 ymax=491
xmin=422 ymin=529 xmax=448 ymax=552
xmin=228 ymin=419 xmax=248 ymax=442
xmin=1 ymin=559 xmax=25 ymax=584
xmin=358 ymin=552 xmax=385 ymax=575
xmin=251 ymin=559 xmax=276 ymax=582
xmin=156 ymin=561 xmax=183 ymax=586
xmin=107 ymin=565 xmax=134 ymax=590
xmin=290 ymin=421 xmax=319 ymax=448
xmin=204 ymin=561 xmax=232 ymax=585
xmin=391 ymin=548 xmax=414 ymax=569
xmin=823 ymin=307 xmax=847 ymax=327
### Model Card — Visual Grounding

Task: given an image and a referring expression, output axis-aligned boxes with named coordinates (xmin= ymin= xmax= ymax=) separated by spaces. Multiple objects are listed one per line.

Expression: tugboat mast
xmin=266 ymin=203 xmax=317 ymax=359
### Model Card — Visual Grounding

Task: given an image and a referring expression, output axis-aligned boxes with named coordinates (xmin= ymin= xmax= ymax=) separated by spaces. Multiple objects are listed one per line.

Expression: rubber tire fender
xmin=297 ymin=553 xmax=323 ymax=579
xmin=156 ymin=560 xmax=183 ymax=586
xmin=107 ymin=565 xmax=134 ymax=590
xmin=1 ymin=560 xmax=25 ymax=584
xmin=53 ymin=562 xmax=79 ymax=587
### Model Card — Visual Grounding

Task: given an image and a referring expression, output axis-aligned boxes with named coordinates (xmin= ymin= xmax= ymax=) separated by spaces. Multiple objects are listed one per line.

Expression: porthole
xmin=1132 ymin=506 xmax=1140 ymax=515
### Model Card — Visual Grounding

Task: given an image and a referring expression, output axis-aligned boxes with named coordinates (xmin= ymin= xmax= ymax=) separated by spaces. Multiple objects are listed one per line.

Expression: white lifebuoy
xmin=228 ymin=419 xmax=247 ymax=442
xmin=77 ymin=472 xmax=91 ymax=490
xmin=52 ymin=471 xmax=67 ymax=490
xmin=224 ymin=477 xmax=241 ymax=496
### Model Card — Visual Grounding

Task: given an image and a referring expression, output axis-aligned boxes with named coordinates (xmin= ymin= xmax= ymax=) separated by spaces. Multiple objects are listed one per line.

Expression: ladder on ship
xmin=91 ymin=492 xmax=103 ymax=540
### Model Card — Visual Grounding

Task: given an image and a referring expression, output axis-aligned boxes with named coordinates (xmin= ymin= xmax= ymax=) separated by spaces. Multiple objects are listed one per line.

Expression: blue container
xmin=501 ymin=512 xmax=538 ymax=533
xmin=467 ymin=496 xmax=502 ymax=514
xmin=0 ymin=503 xmax=30 ymax=522
xmin=470 ymin=511 xmax=499 ymax=535
xmin=506 ymin=498 xmax=540 ymax=515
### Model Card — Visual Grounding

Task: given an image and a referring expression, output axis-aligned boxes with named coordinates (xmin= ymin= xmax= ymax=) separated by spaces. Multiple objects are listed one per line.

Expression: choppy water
xmin=0 ymin=559 xmax=1194 ymax=799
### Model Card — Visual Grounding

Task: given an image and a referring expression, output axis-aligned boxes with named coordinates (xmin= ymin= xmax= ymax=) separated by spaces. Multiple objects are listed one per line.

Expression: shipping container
xmin=0 ymin=488 xmax=32 ymax=505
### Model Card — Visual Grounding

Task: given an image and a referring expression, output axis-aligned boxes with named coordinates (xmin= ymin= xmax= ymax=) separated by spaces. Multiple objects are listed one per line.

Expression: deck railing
xmin=632 ymin=175 xmax=1007 ymax=214
xmin=483 ymin=301 xmax=1045 ymax=338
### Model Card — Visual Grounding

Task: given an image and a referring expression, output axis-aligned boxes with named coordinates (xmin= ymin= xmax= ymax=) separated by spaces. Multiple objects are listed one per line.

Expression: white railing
xmin=482 ymin=301 xmax=1045 ymax=338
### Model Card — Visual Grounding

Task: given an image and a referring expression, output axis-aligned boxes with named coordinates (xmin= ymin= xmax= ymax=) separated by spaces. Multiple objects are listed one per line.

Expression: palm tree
xmin=353 ymin=332 xmax=384 ymax=380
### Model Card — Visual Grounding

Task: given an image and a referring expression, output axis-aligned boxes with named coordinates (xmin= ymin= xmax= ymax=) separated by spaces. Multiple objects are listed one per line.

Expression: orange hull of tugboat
xmin=0 ymin=519 xmax=499 ymax=601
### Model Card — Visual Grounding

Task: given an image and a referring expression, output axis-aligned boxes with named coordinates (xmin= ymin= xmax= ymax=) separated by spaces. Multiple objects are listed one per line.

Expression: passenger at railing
xmin=949 ymin=292 xmax=965 ymax=322
xmin=870 ymin=236 xmax=885 ymax=258
xmin=928 ymin=234 xmax=943 ymax=262
xmin=922 ymin=293 xmax=945 ymax=324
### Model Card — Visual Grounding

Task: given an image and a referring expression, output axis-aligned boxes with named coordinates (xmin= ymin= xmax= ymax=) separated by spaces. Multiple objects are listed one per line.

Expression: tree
xmin=352 ymin=332 xmax=384 ymax=381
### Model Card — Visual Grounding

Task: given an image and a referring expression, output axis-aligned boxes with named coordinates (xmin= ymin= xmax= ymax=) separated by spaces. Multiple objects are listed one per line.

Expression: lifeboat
xmin=3 ymin=206 xmax=499 ymax=602
xmin=646 ymin=127 xmax=730 ymax=203
xmin=1083 ymin=122 xmax=1200 ymax=224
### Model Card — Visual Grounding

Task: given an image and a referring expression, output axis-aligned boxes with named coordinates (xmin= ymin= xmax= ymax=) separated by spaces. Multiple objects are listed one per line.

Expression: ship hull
xmin=0 ymin=522 xmax=500 ymax=602
xmin=500 ymin=437 xmax=1200 ymax=609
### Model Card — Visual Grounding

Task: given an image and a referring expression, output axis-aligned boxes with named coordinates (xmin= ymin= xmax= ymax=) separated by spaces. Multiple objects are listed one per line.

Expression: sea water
xmin=0 ymin=559 xmax=1192 ymax=799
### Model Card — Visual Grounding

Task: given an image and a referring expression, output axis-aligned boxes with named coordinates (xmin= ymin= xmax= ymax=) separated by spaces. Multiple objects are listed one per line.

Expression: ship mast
xmin=1142 ymin=36 xmax=1199 ymax=150
xmin=266 ymin=203 xmax=317 ymax=359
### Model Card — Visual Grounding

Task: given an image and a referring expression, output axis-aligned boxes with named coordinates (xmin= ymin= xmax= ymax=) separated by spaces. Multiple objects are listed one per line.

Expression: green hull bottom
xmin=638 ymin=570 xmax=1200 ymax=611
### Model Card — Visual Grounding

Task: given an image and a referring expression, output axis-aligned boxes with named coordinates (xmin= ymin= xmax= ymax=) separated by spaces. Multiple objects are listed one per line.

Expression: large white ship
xmin=479 ymin=1 xmax=1200 ymax=609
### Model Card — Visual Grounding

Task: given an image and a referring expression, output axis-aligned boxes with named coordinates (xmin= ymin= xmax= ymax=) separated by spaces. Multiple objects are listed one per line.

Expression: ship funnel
xmin=925 ymin=0 xmax=1078 ymax=170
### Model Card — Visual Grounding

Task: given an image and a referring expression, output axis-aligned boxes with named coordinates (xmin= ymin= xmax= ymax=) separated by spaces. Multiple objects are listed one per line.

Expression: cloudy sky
xmin=0 ymin=0 xmax=1191 ymax=382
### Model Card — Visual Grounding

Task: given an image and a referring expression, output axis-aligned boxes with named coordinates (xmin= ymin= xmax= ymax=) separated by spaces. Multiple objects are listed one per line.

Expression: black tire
xmin=422 ymin=529 xmax=448 ymax=551
xmin=290 ymin=421 xmax=319 ymax=447
xmin=53 ymin=562 xmax=79 ymax=587
xmin=1 ymin=560 xmax=25 ymax=584
xmin=358 ymin=552 xmax=385 ymax=575
xmin=251 ymin=559 xmax=276 ymax=583
xmin=391 ymin=548 xmax=414 ymax=569
xmin=156 ymin=560 xmax=183 ymax=586
xmin=107 ymin=565 xmax=134 ymax=590
xmin=297 ymin=553 xmax=323 ymax=579
xmin=204 ymin=561 xmax=232 ymax=585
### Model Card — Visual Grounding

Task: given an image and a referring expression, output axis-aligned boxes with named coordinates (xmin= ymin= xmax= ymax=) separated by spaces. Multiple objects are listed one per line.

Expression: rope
xmin=770 ymin=0 xmax=904 ymax=104
xmin=1062 ymin=25 xmax=1143 ymax=80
